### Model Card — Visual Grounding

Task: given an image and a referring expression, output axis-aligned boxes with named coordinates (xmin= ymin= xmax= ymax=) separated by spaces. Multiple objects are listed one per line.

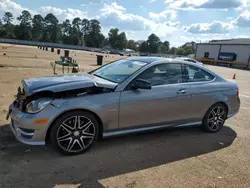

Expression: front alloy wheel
xmin=203 ymin=104 xmax=227 ymax=133
xmin=51 ymin=111 xmax=99 ymax=155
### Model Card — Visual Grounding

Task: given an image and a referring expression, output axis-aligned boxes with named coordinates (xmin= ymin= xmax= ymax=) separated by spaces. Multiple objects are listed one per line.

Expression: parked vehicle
xmin=6 ymin=57 xmax=240 ymax=155
xmin=178 ymin=57 xmax=204 ymax=66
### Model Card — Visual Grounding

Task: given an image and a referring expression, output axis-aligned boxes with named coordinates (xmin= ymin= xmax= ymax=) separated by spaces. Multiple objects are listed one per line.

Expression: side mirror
xmin=132 ymin=79 xmax=152 ymax=90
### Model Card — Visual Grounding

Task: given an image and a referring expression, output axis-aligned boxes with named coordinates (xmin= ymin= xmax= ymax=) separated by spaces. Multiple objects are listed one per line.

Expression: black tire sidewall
xmin=50 ymin=110 xmax=99 ymax=155
xmin=202 ymin=103 xmax=227 ymax=133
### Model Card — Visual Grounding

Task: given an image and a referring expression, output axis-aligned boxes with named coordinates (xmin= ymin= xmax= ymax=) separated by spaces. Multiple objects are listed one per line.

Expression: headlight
xmin=26 ymin=98 xmax=52 ymax=114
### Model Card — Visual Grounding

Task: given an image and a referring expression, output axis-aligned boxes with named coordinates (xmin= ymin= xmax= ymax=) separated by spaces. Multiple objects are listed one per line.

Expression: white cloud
xmin=98 ymin=2 xmax=148 ymax=31
xmin=98 ymin=2 xmax=180 ymax=37
xmin=235 ymin=35 xmax=250 ymax=38
xmin=173 ymin=34 xmax=230 ymax=46
xmin=165 ymin=0 xmax=244 ymax=9
xmin=0 ymin=0 xmax=88 ymax=22
xmin=149 ymin=0 xmax=158 ymax=3
xmin=185 ymin=21 xmax=234 ymax=34
xmin=39 ymin=6 xmax=88 ymax=21
xmin=166 ymin=21 xmax=181 ymax=27
xmin=149 ymin=9 xmax=177 ymax=20
xmin=0 ymin=0 xmax=34 ymax=19
xmin=233 ymin=10 xmax=250 ymax=27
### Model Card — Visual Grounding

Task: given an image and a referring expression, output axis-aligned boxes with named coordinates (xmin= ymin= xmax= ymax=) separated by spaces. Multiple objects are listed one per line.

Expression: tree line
xmin=0 ymin=10 xmax=195 ymax=55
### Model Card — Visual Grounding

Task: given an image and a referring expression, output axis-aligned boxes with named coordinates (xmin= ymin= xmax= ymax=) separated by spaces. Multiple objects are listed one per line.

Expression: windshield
xmin=91 ymin=59 xmax=147 ymax=83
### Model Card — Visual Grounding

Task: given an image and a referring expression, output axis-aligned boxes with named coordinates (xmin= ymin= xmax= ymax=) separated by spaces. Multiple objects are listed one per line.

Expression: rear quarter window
xmin=182 ymin=64 xmax=215 ymax=82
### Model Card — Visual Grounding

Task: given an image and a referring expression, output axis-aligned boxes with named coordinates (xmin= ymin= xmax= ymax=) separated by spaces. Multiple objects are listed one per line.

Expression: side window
xmin=137 ymin=63 xmax=183 ymax=86
xmin=182 ymin=64 xmax=214 ymax=82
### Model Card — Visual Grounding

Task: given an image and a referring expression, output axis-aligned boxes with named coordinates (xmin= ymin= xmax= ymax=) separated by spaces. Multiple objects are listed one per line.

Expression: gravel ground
xmin=0 ymin=45 xmax=249 ymax=188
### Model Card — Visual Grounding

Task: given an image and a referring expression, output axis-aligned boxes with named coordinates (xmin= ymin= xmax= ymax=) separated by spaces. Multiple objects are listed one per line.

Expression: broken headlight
xmin=26 ymin=98 xmax=52 ymax=114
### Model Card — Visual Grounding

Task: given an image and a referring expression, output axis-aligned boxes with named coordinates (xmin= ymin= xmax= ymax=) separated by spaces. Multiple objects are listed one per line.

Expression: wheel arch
xmin=45 ymin=108 xmax=104 ymax=144
xmin=203 ymin=101 xmax=229 ymax=120
xmin=212 ymin=101 xmax=229 ymax=113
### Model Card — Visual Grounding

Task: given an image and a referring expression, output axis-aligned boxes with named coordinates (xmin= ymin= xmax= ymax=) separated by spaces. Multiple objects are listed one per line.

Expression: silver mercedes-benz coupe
xmin=7 ymin=57 xmax=240 ymax=155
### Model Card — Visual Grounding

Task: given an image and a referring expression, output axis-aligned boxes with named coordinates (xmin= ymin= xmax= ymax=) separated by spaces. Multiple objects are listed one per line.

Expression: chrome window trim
xmin=115 ymin=60 xmax=218 ymax=92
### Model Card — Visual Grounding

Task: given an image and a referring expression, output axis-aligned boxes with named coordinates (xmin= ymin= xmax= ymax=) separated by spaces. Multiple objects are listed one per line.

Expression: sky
xmin=0 ymin=0 xmax=250 ymax=47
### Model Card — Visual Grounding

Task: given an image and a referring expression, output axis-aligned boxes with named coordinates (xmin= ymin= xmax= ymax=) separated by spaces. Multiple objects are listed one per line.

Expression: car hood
xmin=22 ymin=73 xmax=118 ymax=96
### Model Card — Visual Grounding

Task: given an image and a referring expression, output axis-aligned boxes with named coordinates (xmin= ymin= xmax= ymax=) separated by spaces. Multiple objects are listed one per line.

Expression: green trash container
xmin=97 ymin=55 xmax=103 ymax=65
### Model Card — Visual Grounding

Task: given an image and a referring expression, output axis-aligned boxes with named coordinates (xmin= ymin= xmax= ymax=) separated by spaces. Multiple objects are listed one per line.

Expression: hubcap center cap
xmin=215 ymin=117 xmax=218 ymax=120
xmin=73 ymin=131 xmax=80 ymax=137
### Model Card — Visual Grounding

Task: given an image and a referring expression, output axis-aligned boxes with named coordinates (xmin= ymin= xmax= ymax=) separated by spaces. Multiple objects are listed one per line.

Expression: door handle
xmin=177 ymin=89 xmax=187 ymax=94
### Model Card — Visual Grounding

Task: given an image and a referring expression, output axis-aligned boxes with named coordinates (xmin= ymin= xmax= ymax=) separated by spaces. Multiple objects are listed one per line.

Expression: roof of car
xmin=127 ymin=56 xmax=167 ymax=63
xmin=178 ymin=57 xmax=191 ymax=60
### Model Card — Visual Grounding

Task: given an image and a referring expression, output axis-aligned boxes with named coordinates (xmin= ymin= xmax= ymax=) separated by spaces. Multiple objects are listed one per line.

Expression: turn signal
xmin=33 ymin=118 xmax=48 ymax=125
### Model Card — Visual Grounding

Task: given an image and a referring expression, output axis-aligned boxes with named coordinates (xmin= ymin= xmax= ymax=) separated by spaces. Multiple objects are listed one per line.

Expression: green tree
xmin=0 ymin=25 xmax=6 ymax=38
xmin=116 ymin=31 xmax=127 ymax=49
xmin=169 ymin=47 xmax=177 ymax=54
xmin=60 ymin=19 xmax=72 ymax=44
xmin=16 ymin=10 xmax=32 ymax=40
xmin=2 ymin=12 xmax=15 ymax=38
xmin=158 ymin=41 xmax=170 ymax=54
xmin=108 ymin=28 xmax=127 ymax=49
xmin=183 ymin=46 xmax=194 ymax=56
xmin=108 ymin=28 xmax=119 ymax=48
xmin=139 ymin=41 xmax=148 ymax=52
xmin=163 ymin=41 xmax=170 ymax=49
xmin=81 ymin=19 xmax=90 ymax=35
xmin=84 ymin=19 xmax=103 ymax=47
xmin=3 ymin=12 xmax=13 ymax=24
xmin=43 ymin=13 xmax=60 ymax=43
xmin=147 ymin=33 xmax=161 ymax=53
xmin=32 ymin=14 xmax=45 ymax=41
xmin=176 ymin=48 xmax=185 ymax=55
xmin=102 ymin=37 xmax=110 ymax=46
xmin=71 ymin=17 xmax=82 ymax=45
xmin=81 ymin=18 xmax=90 ymax=45
xmin=127 ymin=40 xmax=136 ymax=51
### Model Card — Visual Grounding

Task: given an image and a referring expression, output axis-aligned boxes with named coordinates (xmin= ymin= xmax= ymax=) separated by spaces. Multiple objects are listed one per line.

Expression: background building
xmin=195 ymin=38 xmax=250 ymax=67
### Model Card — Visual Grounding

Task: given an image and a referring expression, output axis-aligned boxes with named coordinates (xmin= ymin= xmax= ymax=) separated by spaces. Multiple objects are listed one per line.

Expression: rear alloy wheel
xmin=203 ymin=104 xmax=227 ymax=133
xmin=50 ymin=111 xmax=99 ymax=155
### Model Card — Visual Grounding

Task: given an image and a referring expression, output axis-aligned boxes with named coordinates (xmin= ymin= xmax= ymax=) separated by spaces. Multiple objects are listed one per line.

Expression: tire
xmin=202 ymin=103 xmax=227 ymax=133
xmin=50 ymin=110 xmax=99 ymax=155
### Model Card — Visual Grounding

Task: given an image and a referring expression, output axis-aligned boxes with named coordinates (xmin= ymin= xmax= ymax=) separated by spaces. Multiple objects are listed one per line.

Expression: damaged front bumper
xmin=8 ymin=103 xmax=61 ymax=146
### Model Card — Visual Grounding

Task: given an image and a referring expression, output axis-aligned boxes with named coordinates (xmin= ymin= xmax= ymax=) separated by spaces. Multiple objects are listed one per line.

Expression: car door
xmin=182 ymin=64 xmax=216 ymax=121
xmin=119 ymin=63 xmax=191 ymax=129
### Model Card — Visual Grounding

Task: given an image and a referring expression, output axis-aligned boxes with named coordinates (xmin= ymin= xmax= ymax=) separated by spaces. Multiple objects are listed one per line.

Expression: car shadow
xmin=0 ymin=123 xmax=237 ymax=188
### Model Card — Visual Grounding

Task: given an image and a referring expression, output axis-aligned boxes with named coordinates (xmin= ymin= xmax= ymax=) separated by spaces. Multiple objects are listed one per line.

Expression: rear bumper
xmin=227 ymin=96 xmax=240 ymax=119
xmin=227 ymin=110 xmax=239 ymax=119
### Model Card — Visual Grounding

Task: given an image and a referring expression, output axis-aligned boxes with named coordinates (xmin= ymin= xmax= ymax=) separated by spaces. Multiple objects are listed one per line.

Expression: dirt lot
xmin=0 ymin=44 xmax=250 ymax=188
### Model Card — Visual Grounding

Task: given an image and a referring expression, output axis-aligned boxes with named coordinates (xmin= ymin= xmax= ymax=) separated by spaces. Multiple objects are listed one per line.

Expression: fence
xmin=0 ymin=38 xmax=93 ymax=51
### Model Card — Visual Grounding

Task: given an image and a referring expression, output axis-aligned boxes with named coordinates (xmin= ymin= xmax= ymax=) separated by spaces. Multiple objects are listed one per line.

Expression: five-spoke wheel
xmin=203 ymin=103 xmax=227 ymax=133
xmin=50 ymin=111 xmax=99 ymax=155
